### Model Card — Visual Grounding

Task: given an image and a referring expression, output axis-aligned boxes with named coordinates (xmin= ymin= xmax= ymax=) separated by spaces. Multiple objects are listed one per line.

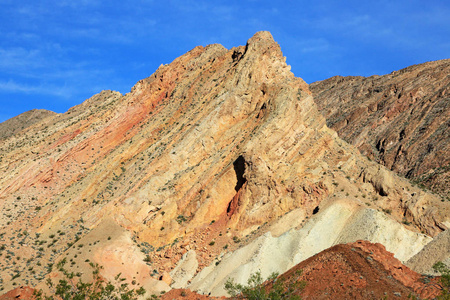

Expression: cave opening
xmin=227 ymin=155 xmax=247 ymax=216
xmin=233 ymin=155 xmax=247 ymax=192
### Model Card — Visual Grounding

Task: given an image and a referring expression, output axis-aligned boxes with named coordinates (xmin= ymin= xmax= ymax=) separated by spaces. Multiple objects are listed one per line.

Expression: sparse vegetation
xmin=176 ymin=215 xmax=188 ymax=224
xmin=433 ymin=261 xmax=450 ymax=299
xmin=382 ymin=208 xmax=392 ymax=215
xmin=34 ymin=259 xmax=146 ymax=300
xmin=224 ymin=270 xmax=304 ymax=299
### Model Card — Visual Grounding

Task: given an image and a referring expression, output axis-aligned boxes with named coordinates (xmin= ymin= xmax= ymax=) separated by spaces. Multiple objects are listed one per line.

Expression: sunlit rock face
xmin=0 ymin=32 xmax=448 ymax=294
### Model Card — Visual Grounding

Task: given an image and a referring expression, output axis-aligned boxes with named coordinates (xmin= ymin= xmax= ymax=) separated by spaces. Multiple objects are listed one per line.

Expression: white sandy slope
xmin=186 ymin=198 xmax=432 ymax=296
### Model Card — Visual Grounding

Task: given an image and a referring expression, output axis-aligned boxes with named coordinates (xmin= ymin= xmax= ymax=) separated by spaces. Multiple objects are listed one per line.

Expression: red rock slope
xmin=161 ymin=240 xmax=443 ymax=300
xmin=0 ymin=286 xmax=35 ymax=300
xmin=272 ymin=240 xmax=442 ymax=300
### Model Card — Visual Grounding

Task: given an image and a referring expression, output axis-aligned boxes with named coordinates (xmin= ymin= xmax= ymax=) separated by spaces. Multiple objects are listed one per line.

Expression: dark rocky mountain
xmin=311 ymin=59 xmax=450 ymax=198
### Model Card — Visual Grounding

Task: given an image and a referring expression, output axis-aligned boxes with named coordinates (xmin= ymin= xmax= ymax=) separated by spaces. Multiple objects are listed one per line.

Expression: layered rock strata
xmin=0 ymin=32 xmax=448 ymax=295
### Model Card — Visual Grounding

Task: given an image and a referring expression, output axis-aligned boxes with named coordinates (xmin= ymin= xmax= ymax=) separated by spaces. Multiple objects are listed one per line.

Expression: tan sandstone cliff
xmin=0 ymin=32 xmax=448 ymax=295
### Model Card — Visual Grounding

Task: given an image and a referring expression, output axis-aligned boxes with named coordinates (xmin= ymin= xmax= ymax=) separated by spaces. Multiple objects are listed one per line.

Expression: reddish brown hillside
xmin=310 ymin=59 xmax=450 ymax=198
xmin=163 ymin=240 xmax=443 ymax=299
xmin=0 ymin=286 xmax=35 ymax=300
xmin=275 ymin=240 xmax=442 ymax=299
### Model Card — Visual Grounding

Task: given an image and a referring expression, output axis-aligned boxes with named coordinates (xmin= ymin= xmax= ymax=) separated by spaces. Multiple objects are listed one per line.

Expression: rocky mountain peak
xmin=0 ymin=32 xmax=448 ymax=297
xmin=244 ymin=31 xmax=279 ymax=56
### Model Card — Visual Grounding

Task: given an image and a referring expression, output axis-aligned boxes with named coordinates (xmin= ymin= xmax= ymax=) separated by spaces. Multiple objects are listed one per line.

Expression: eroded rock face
xmin=187 ymin=198 xmax=432 ymax=296
xmin=310 ymin=60 xmax=450 ymax=198
xmin=0 ymin=286 xmax=35 ymax=300
xmin=0 ymin=32 xmax=448 ymax=294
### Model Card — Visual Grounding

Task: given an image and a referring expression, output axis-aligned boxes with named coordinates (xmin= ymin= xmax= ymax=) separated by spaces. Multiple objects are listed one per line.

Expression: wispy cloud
xmin=297 ymin=38 xmax=330 ymax=53
xmin=0 ymin=47 xmax=44 ymax=73
xmin=0 ymin=80 xmax=71 ymax=97
xmin=56 ymin=0 xmax=101 ymax=8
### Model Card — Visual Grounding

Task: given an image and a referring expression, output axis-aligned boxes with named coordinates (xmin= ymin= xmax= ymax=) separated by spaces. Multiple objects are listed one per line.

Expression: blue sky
xmin=1 ymin=0 xmax=449 ymax=123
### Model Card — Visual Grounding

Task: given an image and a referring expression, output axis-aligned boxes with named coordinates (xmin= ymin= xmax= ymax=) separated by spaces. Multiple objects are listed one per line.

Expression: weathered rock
xmin=0 ymin=32 xmax=447 ymax=293
xmin=188 ymin=198 xmax=432 ymax=296
xmin=160 ymin=272 xmax=172 ymax=285
xmin=0 ymin=286 xmax=35 ymax=300
xmin=310 ymin=60 xmax=450 ymax=198
xmin=274 ymin=240 xmax=442 ymax=300
xmin=170 ymin=250 xmax=199 ymax=289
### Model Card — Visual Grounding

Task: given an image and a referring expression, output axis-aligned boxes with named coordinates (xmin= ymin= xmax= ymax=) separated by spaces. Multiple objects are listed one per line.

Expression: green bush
xmin=34 ymin=259 xmax=145 ymax=300
xmin=433 ymin=261 xmax=450 ymax=299
xmin=224 ymin=270 xmax=304 ymax=300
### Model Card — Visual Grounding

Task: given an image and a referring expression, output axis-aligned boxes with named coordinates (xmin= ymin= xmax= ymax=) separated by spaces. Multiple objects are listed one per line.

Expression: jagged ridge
xmin=310 ymin=59 xmax=450 ymax=198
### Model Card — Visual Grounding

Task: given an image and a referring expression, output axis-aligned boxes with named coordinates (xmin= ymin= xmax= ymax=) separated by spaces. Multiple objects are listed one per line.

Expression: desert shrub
xmin=224 ymin=270 xmax=304 ymax=300
xmin=176 ymin=215 xmax=187 ymax=224
xmin=34 ymin=258 xmax=145 ymax=300
xmin=433 ymin=261 xmax=450 ymax=299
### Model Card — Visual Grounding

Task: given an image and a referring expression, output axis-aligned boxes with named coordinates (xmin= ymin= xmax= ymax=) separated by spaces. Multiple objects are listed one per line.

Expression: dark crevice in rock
xmin=227 ymin=156 xmax=247 ymax=217
xmin=232 ymin=50 xmax=243 ymax=62
xmin=256 ymin=103 xmax=267 ymax=119
xmin=312 ymin=206 xmax=320 ymax=215
xmin=233 ymin=155 xmax=247 ymax=192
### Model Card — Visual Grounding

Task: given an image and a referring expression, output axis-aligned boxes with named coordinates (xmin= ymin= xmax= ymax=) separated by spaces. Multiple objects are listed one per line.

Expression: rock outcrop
xmin=164 ymin=240 xmax=443 ymax=300
xmin=310 ymin=59 xmax=450 ymax=198
xmin=0 ymin=286 xmax=35 ymax=300
xmin=0 ymin=32 xmax=448 ymax=295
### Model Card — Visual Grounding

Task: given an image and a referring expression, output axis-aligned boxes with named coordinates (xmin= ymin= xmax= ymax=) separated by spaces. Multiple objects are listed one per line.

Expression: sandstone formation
xmin=310 ymin=60 xmax=450 ymax=198
xmin=0 ymin=32 xmax=448 ymax=296
xmin=163 ymin=240 xmax=442 ymax=300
